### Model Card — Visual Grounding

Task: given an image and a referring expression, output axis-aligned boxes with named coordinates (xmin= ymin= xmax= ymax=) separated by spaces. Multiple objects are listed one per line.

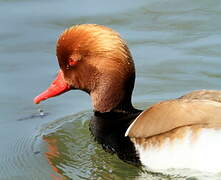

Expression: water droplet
xmin=38 ymin=109 xmax=44 ymax=116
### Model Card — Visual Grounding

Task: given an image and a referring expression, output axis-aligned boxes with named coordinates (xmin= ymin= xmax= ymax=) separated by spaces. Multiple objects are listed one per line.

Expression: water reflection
xmin=40 ymin=112 xmax=140 ymax=179
xmin=43 ymin=136 xmax=68 ymax=180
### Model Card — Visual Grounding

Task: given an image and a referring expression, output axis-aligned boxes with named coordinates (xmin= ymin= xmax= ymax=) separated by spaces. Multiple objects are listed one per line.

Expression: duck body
xmin=34 ymin=24 xmax=221 ymax=173
xmin=89 ymin=90 xmax=221 ymax=172
xmin=128 ymin=90 xmax=221 ymax=172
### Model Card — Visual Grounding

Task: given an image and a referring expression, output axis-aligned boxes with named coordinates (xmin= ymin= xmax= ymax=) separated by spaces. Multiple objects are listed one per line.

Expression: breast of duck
xmin=34 ymin=24 xmax=221 ymax=172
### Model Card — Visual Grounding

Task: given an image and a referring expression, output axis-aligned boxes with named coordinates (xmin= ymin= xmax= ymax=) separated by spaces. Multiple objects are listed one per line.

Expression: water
xmin=1 ymin=0 xmax=221 ymax=179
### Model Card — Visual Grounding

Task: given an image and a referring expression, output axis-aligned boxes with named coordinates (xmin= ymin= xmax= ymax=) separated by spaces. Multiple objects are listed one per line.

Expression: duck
xmin=34 ymin=24 xmax=221 ymax=172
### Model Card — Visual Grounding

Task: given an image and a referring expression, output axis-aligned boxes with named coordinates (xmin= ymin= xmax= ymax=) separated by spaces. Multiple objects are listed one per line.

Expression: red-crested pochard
xmin=34 ymin=24 xmax=221 ymax=172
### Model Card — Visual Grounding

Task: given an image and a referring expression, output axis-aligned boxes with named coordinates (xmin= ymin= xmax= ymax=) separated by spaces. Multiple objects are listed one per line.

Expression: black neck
xmin=89 ymin=108 xmax=142 ymax=165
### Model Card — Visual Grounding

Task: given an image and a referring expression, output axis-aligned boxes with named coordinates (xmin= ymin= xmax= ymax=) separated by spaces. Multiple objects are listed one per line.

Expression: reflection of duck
xmin=43 ymin=136 xmax=66 ymax=180
xmin=34 ymin=24 xmax=221 ymax=172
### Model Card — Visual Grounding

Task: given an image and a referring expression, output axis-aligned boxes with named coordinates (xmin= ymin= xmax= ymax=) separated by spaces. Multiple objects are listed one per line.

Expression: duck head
xmin=34 ymin=24 xmax=136 ymax=113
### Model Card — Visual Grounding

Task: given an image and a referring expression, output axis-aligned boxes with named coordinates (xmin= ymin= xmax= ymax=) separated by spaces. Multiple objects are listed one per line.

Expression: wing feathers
xmin=126 ymin=99 xmax=221 ymax=138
